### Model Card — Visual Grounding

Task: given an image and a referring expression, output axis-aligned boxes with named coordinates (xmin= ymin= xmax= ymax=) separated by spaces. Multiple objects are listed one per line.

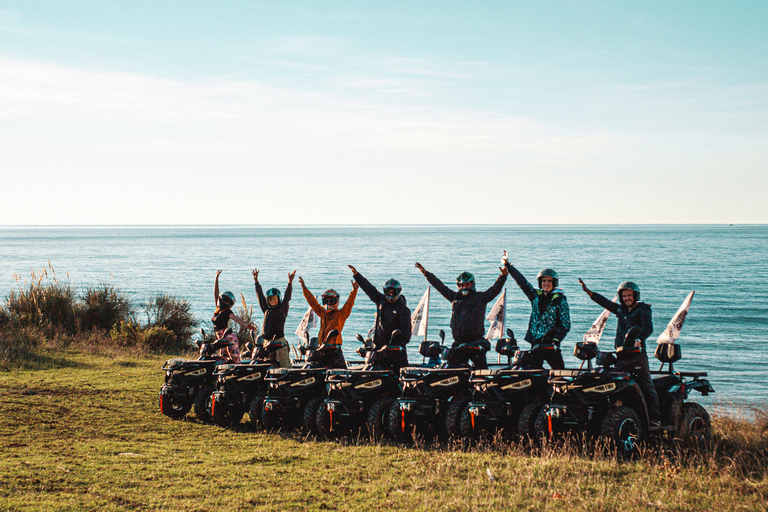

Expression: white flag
xmin=411 ymin=287 xmax=430 ymax=337
xmin=657 ymin=291 xmax=695 ymax=344
xmin=583 ymin=294 xmax=618 ymax=344
xmin=485 ymin=288 xmax=506 ymax=340
xmin=294 ymin=298 xmax=319 ymax=339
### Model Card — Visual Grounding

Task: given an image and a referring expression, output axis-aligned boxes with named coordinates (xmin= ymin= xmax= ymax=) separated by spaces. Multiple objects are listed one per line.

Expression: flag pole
xmin=424 ymin=286 xmax=430 ymax=343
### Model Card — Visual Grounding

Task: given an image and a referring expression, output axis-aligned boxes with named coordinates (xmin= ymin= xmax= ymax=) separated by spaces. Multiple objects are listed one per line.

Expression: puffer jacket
xmin=424 ymin=271 xmax=507 ymax=345
xmin=589 ymin=291 xmax=653 ymax=351
xmin=353 ymin=272 xmax=412 ymax=347
xmin=506 ymin=263 xmax=570 ymax=345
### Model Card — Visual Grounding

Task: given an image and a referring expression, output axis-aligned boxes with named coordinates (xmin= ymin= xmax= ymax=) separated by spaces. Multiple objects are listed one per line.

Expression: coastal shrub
xmin=78 ymin=285 xmax=135 ymax=333
xmin=234 ymin=293 xmax=258 ymax=349
xmin=0 ymin=325 xmax=42 ymax=365
xmin=108 ymin=321 xmax=142 ymax=346
xmin=143 ymin=294 xmax=197 ymax=348
xmin=138 ymin=326 xmax=177 ymax=352
xmin=5 ymin=274 xmax=78 ymax=334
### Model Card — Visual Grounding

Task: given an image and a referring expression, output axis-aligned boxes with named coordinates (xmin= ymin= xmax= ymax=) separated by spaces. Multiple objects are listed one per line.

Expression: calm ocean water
xmin=1 ymin=225 xmax=766 ymax=413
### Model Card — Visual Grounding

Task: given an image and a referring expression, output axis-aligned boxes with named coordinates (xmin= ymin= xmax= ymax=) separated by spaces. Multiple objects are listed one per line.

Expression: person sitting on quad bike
xmin=299 ymin=275 xmax=359 ymax=369
xmin=212 ymin=270 xmax=257 ymax=364
xmin=414 ymin=261 xmax=508 ymax=369
xmin=502 ymin=250 xmax=570 ymax=369
xmin=579 ymin=278 xmax=661 ymax=427
xmin=252 ymin=268 xmax=295 ymax=368
xmin=349 ymin=265 xmax=412 ymax=367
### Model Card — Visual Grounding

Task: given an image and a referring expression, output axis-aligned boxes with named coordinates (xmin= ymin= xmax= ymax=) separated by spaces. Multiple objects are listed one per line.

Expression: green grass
xmin=1 ymin=351 xmax=766 ymax=511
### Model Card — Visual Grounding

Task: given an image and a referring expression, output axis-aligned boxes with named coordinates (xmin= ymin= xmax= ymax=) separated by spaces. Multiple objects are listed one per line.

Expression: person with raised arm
xmin=252 ymin=268 xmax=295 ymax=368
xmin=298 ymin=275 xmax=359 ymax=368
xmin=502 ymin=250 xmax=570 ymax=369
xmin=579 ymin=278 xmax=661 ymax=427
xmin=211 ymin=270 xmax=257 ymax=364
xmin=414 ymin=261 xmax=508 ymax=369
xmin=349 ymin=265 xmax=411 ymax=367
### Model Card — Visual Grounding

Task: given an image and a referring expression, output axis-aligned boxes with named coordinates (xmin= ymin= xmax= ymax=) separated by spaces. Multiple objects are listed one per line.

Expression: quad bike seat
xmin=654 ymin=343 xmax=681 ymax=364
xmin=573 ymin=342 xmax=599 ymax=361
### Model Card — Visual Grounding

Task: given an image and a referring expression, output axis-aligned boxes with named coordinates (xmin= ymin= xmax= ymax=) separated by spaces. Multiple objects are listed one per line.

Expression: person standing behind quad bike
xmin=299 ymin=275 xmax=359 ymax=369
xmin=414 ymin=261 xmax=508 ymax=369
xmin=349 ymin=265 xmax=412 ymax=367
xmin=502 ymin=250 xmax=570 ymax=369
xmin=212 ymin=270 xmax=257 ymax=364
xmin=578 ymin=278 xmax=661 ymax=427
xmin=252 ymin=268 xmax=296 ymax=368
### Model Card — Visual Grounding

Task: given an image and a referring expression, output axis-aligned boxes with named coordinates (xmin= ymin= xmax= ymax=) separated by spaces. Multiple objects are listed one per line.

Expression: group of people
xmin=209 ymin=251 xmax=661 ymax=426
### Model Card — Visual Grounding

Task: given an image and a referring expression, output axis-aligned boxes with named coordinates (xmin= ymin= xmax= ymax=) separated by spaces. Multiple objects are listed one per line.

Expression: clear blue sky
xmin=1 ymin=1 xmax=766 ymax=224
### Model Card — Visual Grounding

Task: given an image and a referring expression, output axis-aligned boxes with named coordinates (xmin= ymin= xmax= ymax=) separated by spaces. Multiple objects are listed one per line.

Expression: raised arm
xmin=416 ymin=262 xmax=457 ymax=302
xmin=338 ymin=281 xmax=359 ymax=321
xmin=350 ymin=265 xmax=383 ymax=303
xmin=580 ymin=279 xmax=620 ymax=316
xmin=252 ymin=269 xmax=268 ymax=312
xmin=478 ymin=269 xmax=508 ymax=304
xmin=214 ymin=269 xmax=222 ymax=306
xmin=299 ymin=277 xmax=324 ymax=316
xmin=282 ymin=271 xmax=295 ymax=314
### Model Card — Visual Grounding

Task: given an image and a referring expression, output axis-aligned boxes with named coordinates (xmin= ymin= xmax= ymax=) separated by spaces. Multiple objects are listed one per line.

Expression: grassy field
xmin=1 ymin=350 xmax=766 ymax=512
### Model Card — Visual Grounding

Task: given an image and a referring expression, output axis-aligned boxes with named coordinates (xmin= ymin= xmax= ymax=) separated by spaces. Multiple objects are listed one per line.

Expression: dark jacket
xmin=425 ymin=271 xmax=507 ymax=345
xmin=506 ymin=263 xmax=570 ymax=346
xmin=255 ymin=281 xmax=292 ymax=340
xmin=353 ymin=273 xmax=412 ymax=347
xmin=589 ymin=291 xmax=653 ymax=351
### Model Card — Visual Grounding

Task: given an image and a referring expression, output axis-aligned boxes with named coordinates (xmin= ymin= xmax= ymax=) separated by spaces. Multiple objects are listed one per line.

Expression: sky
xmin=0 ymin=1 xmax=767 ymax=224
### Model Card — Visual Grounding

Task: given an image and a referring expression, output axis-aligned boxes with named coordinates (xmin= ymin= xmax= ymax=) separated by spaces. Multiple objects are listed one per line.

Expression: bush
xmin=0 ymin=325 xmax=43 ymax=365
xmin=109 ymin=321 xmax=142 ymax=346
xmin=5 ymin=274 xmax=78 ymax=334
xmin=138 ymin=326 xmax=177 ymax=353
xmin=78 ymin=285 xmax=135 ymax=333
xmin=144 ymin=294 xmax=197 ymax=349
xmin=234 ymin=293 xmax=259 ymax=346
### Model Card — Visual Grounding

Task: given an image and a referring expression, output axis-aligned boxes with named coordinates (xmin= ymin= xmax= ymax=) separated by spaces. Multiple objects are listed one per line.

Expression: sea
xmin=1 ymin=225 xmax=766 ymax=415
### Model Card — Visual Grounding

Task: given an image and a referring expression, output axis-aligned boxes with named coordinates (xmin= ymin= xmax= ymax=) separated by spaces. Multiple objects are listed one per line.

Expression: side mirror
xmin=624 ymin=325 xmax=643 ymax=349
xmin=439 ymin=329 xmax=446 ymax=343
xmin=390 ymin=329 xmax=403 ymax=345
xmin=506 ymin=328 xmax=514 ymax=339
xmin=356 ymin=333 xmax=365 ymax=343
xmin=325 ymin=329 xmax=340 ymax=344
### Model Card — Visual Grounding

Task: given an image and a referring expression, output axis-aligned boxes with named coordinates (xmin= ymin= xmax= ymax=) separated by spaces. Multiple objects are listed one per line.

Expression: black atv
xmin=537 ymin=329 xmax=714 ymax=457
xmin=315 ymin=330 xmax=408 ymax=439
xmin=387 ymin=330 xmax=486 ymax=443
xmin=206 ymin=335 xmax=287 ymax=428
xmin=260 ymin=330 xmax=342 ymax=433
xmin=158 ymin=329 xmax=228 ymax=421
xmin=459 ymin=329 xmax=552 ymax=443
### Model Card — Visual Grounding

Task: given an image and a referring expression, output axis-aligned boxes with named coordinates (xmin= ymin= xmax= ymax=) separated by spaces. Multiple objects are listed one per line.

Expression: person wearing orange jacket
xmin=299 ymin=275 xmax=359 ymax=368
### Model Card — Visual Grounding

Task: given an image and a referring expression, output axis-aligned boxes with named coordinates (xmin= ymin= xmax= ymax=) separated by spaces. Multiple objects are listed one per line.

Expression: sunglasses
xmin=322 ymin=297 xmax=338 ymax=305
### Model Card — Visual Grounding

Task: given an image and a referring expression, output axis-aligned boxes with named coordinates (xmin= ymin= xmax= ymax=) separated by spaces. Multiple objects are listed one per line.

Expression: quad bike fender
xmin=612 ymin=383 xmax=649 ymax=432
xmin=681 ymin=378 xmax=714 ymax=398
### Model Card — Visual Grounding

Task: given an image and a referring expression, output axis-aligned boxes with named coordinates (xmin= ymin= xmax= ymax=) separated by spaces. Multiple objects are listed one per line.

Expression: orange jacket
xmin=302 ymin=285 xmax=357 ymax=346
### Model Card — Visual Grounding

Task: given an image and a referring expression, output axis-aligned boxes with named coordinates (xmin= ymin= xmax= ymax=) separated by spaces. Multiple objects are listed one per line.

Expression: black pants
xmin=530 ymin=347 xmax=564 ymax=370
xmin=446 ymin=342 xmax=488 ymax=369
xmin=617 ymin=353 xmax=661 ymax=421
xmin=308 ymin=346 xmax=347 ymax=369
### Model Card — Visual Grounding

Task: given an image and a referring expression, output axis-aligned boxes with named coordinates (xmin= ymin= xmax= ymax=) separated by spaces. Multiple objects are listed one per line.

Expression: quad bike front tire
xmin=367 ymin=397 xmax=394 ymax=441
xmin=159 ymin=391 xmax=192 ymax=420
xmin=193 ymin=385 xmax=215 ymax=423
xmin=676 ymin=402 xmax=712 ymax=447
xmin=303 ymin=396 xmax=324 ymax=435
xmin=601 ymin=406 xmax=643 ymax=458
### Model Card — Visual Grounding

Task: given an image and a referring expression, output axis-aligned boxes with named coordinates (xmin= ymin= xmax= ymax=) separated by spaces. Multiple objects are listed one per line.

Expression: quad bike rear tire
xmin=677 ymin=402 xmax=711 ymax=446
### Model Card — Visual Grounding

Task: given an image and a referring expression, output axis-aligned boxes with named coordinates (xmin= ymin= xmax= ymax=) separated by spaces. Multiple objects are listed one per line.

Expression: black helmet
xmin=321 ymin=289 xmax=340 ymax=306
xmin=265 ymin=287 xmax=281 ymax=304
xmin=219 ymin=291 xmax=235 ymax=308
xmin=383 ymin=279 xmax=402 ymax=302
xmin=456 ymin=272 xmax=476 ymax=294
xmin=536 ymin=268 xmax=559 ymax=288
xmin=617 ymin=281 xmax=640 ymax=301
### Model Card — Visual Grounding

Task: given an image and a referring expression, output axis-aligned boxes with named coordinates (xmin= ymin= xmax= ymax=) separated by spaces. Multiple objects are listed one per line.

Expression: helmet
xmin=265 ymin=287 xmax=281 ymax=304
xmin=617 ymin=281 xmax=640 ymax=301
xmin=219 ymin=291 xmax=236 ymax=308
xmin=456 ymin=272 xmax=476 ymax=293
xmin=321 ymin=289 xmax=340 ymax=306
xmin=383 ymin=279 xmax=402 ymax=302
xmin=536 ymin=268 xmax=559 ymax=288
